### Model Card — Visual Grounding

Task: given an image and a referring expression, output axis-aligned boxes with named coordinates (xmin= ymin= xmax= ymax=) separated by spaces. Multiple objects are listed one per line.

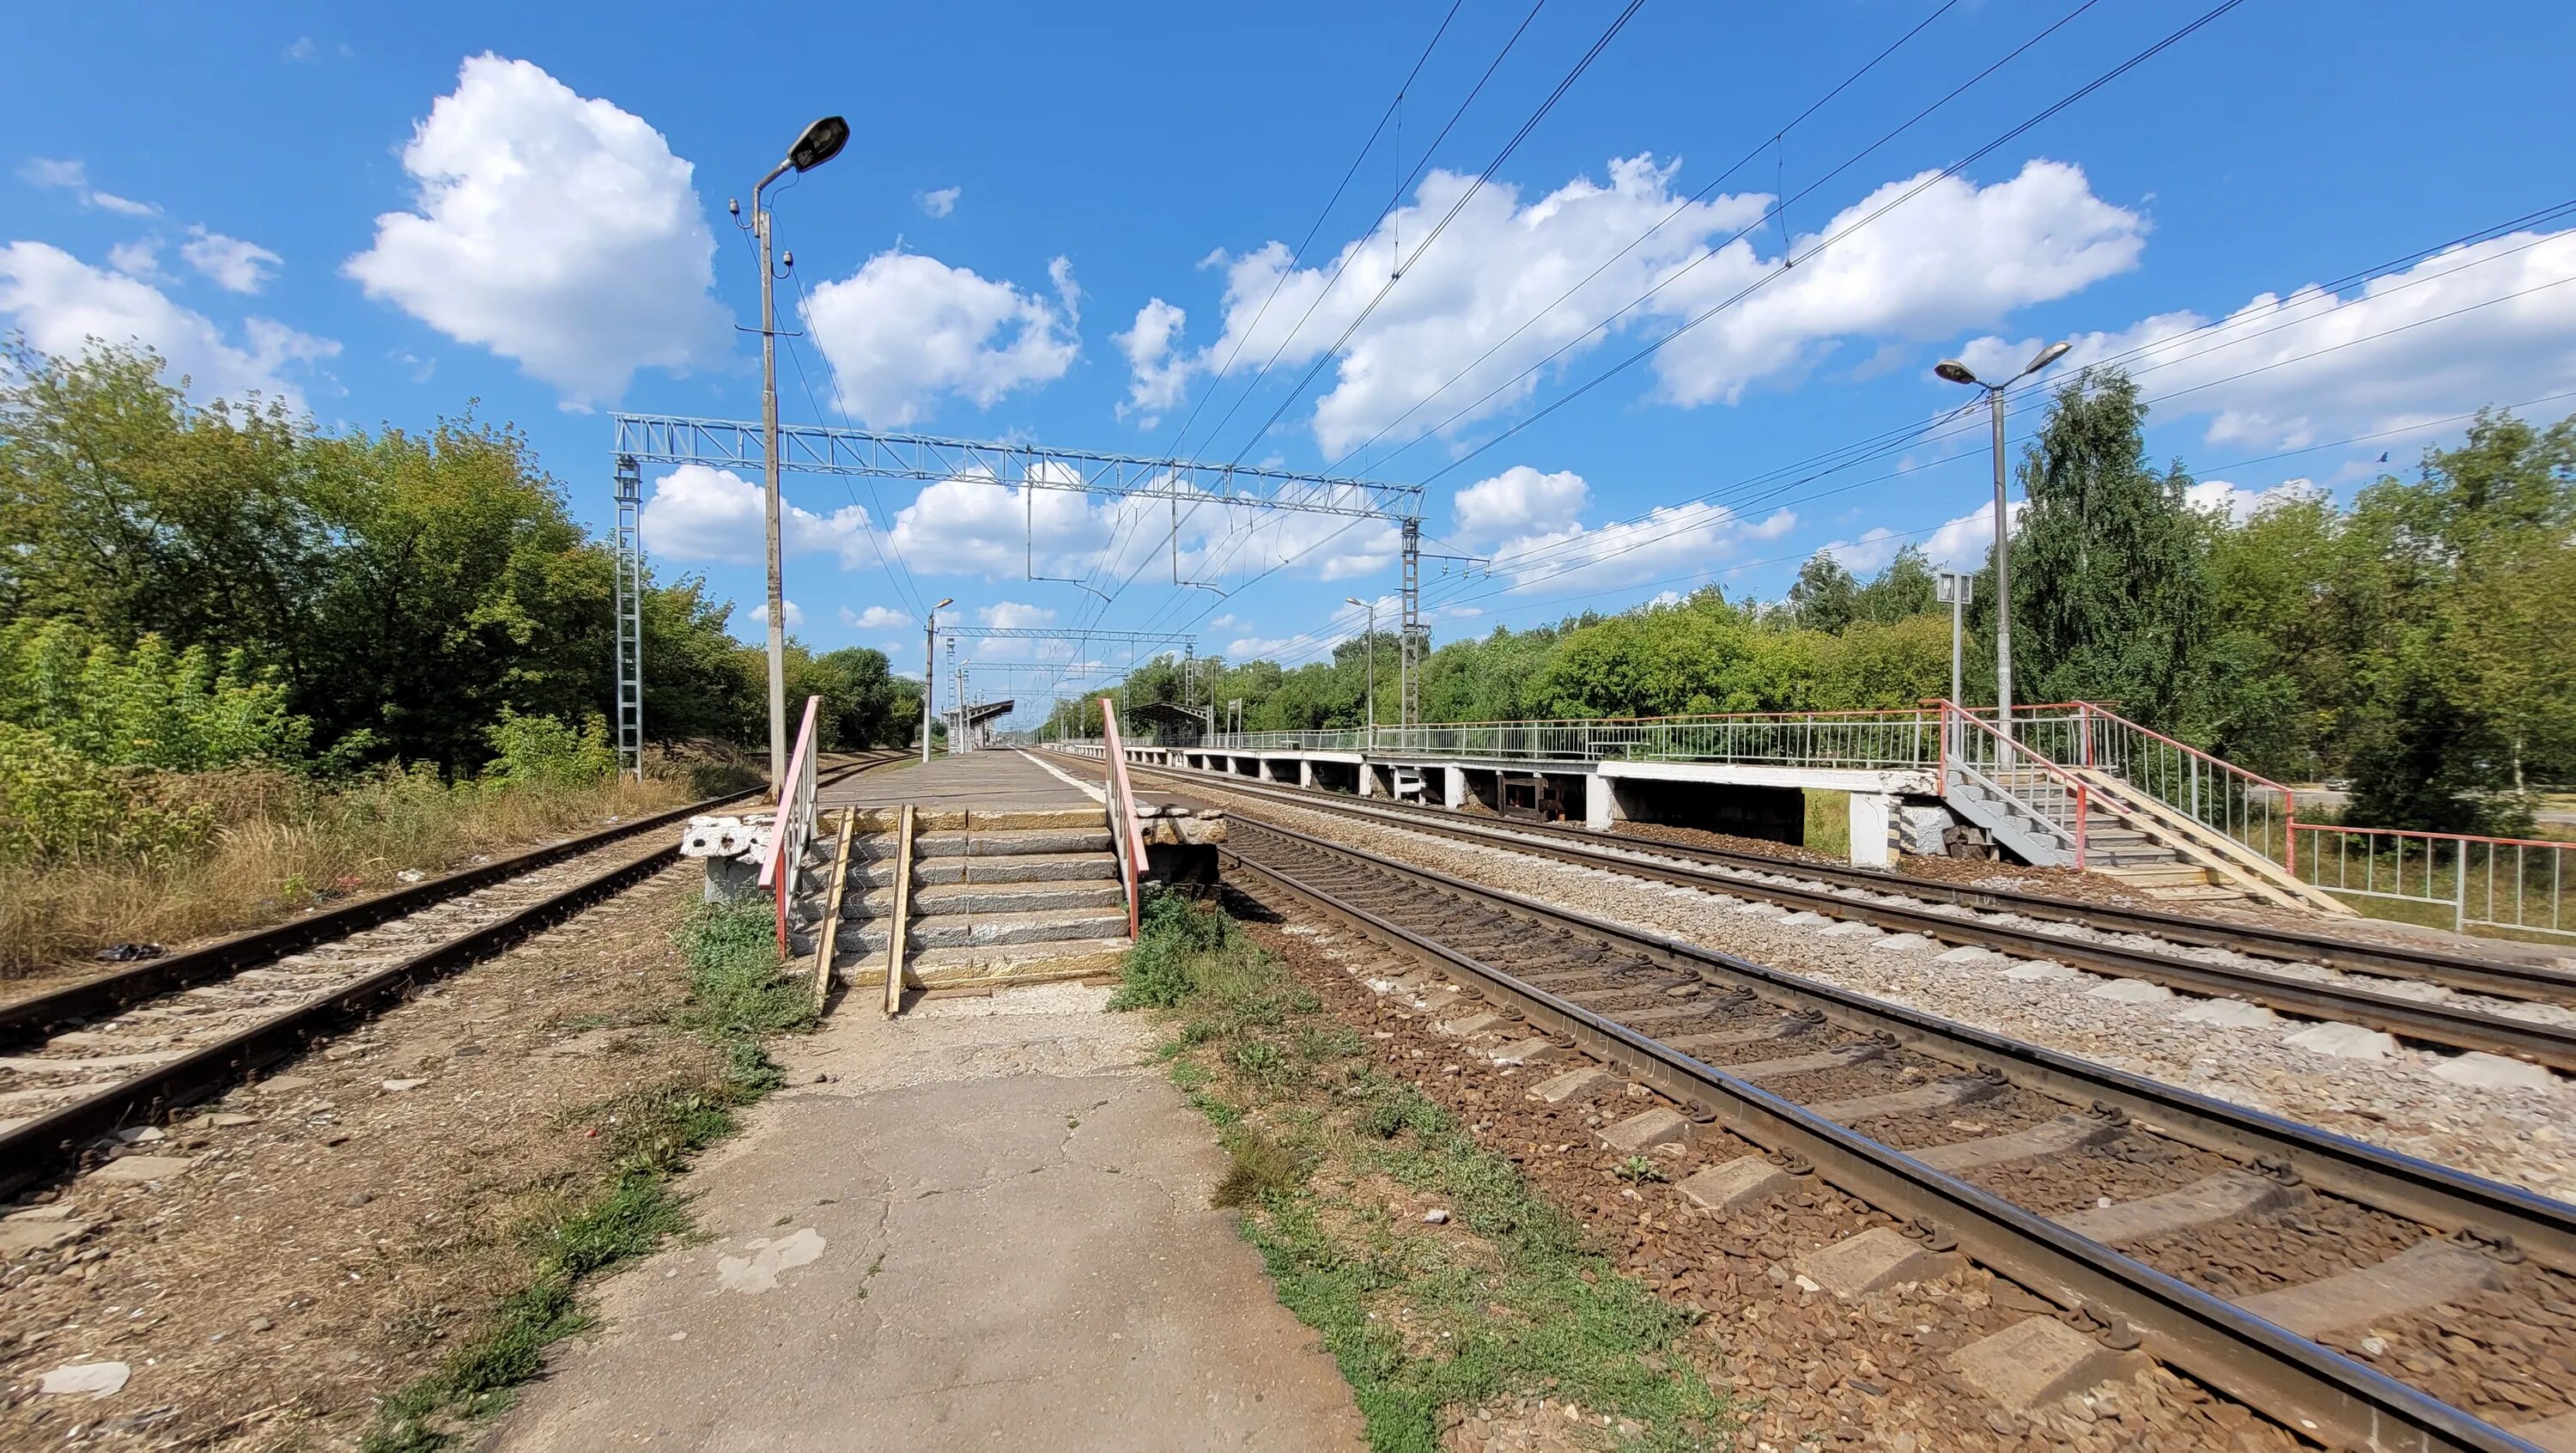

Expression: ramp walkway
xmin=492 ymin=983 xmax=1364 ymax=1450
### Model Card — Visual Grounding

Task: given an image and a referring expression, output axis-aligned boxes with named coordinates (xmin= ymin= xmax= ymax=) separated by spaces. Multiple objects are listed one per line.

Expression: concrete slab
xmin=2284 ymin=1021 xmax=2401 ymax=1061
xmin=2059 ymin=1170 xmax=2300 ymax=1245
xmin=1807 ymin=1079 xmax=1994 ymax=1123
xmin=1525 ymin=1067 xmax=1616 ymax=1104
xmin=1948 ymin=1316 xmax=2148 ymax=1414
xmin=2172 ymin=997 xmax=2281 ymax=1029
xmin=83 ymin=1155 xmax=197 ymax=1184
xmin=494 ymin=985 xmax=1364 ymax=1452
xmin=2085 ymin=977 xmax=2177 ymax=1006
xmin=1674 ymin=1157 xmax=1790 ymax=1214
xmin=1487 ymin=1037 xmax=1562 ymax=1067
xmin=1595 ymin=1107 xmax=1694 ymax=1154
xmin=2233 ymin=1238 xmax=2507 ymax=1336
xmin=817 ymin=751 xmax=1103 ymax=816
xmin=1794 ymin=1225 xmax=1953 ymax=1299
xmin=1910 ymin=1115 xmax=2118 ymax=1173
xmin=2433 ymin=1051 xmax=2558 ymax=1091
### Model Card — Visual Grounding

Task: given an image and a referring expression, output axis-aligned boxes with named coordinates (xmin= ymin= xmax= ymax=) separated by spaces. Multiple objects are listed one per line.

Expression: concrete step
xmin=910 ymin=851 xmax=1117 ymax=886
xmin=2097 ymin=863 xmax=2221 ymax=888
xmin=915 ymin=827 xmax=1114 ymax=858
xmin=841 ymin=881 xmax=1125 ymax=921
xmin=836 ymin=937 xmax=1132 ymax=992
xmin=849 ymin=905 xmax=1128 ymax=953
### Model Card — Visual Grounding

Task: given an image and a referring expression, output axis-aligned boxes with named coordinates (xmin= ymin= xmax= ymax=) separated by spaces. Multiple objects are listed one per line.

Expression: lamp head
xmin=933 ymin=597 xmax=953 ymax=612
xmin=787 ymin=117 xmax=849 ymax=173
xmin=1346 ymin=596 xmax=1367 ymax=608
xmin=2023 ymin=340 xmax=2074 ymax=376
xmin=1933 ymin=359 xmax=1980 ymax=387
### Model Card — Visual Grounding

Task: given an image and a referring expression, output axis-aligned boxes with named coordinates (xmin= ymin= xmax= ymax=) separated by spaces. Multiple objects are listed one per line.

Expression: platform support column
xmin=1848 ymin=793 xmax=1896 ymax=868
xmin=1584 ymin=775 xmax=1615 ymax=832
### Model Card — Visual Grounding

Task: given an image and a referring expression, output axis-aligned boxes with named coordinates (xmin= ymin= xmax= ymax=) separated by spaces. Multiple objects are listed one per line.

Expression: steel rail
xmin=1220 ymin=818 xmax=2561 ymax=1453
xmin=1127 ymin=765 xmax=2576 ymax=1067
xmin=1132 ymin=762 xmax=2576 ymax=1001
xmin=0 ymin=752 xmax=903 ymax=1197
xmin=1 ymin=754 xmax=895 ymax=1049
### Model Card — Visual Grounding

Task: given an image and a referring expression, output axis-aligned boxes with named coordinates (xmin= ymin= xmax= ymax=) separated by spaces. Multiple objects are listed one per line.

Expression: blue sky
xmin=9 ymin=2 xmax=2576 ymax=721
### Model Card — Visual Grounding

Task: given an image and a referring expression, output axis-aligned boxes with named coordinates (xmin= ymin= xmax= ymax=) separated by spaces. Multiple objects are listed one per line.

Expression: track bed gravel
xmin=1203 ymin=787 xmax=2576 ymax=1205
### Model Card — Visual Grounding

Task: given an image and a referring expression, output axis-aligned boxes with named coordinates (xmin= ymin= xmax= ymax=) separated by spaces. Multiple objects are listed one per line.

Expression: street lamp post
xmin=922 ymin=597 xmax=953 ymax=766
xmin=1933 ymin=340 xmax=2071 ymax=738
xmin=1346 ymin=597 xmax=1376 ymax=748
xmin=738 ymin=116 xmax=850 ymax=796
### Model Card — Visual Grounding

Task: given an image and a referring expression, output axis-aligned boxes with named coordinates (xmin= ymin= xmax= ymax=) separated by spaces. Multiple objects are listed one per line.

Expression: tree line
xmin=0 ymin=341 xmax=923 ymax=787
xmin=1049 ymin=371 xmax=2576 ymax=836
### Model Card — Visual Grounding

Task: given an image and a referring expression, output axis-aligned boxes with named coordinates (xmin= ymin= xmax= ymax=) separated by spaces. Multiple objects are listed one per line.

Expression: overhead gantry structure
xmin=608 ymin=414 xmax=1446 ymax=775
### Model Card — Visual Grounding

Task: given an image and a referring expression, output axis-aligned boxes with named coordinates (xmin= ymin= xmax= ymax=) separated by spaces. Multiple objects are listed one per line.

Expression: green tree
xmin=1785 ymin=553 xmax=1859 ymax=634
xmin=2010 ymin=368 xmax=2209 ymax=728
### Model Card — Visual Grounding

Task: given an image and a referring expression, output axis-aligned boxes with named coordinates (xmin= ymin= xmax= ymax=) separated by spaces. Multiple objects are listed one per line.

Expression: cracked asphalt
xmin=494 ymin=982 xmax=1364 ymax=1451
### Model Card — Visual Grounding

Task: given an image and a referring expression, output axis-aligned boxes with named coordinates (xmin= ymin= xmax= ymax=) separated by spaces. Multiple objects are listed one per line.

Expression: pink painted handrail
xmin=1099 ymin=698 xmax=1150 ymax=939
xmin=1935 ymin=701 xmax=2091 ymax=867
xmin=760 ymin=695 xmax=823 ymax=954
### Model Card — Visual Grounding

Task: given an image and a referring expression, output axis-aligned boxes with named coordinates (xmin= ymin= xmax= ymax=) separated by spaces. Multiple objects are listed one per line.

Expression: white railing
xmin=758 ymin=695 xmax=823 ymax=954
xmin=2290 ymin=823 xmax=2576 ymax=942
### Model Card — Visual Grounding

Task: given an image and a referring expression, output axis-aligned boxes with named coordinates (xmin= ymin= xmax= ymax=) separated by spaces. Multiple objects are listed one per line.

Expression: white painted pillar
xmin=1358 ymin=760 xmax=1376 ymax=797
xmin=1443 ymin=765 xmax=1467 ymax=809
xmin=1299 ymin=758 xmax=1315 ymax=788
xmin=1585 ymin=775 xmax=1614 ymax=832
xmin=1848 ymin=793 xmax=1895 ymax=868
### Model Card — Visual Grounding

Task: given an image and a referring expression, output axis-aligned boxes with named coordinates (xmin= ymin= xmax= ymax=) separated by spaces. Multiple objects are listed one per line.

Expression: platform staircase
xmin=808 ymin=806 xmax=1135 ymax=1001
xmin=1937 ymin=702 xmax=2350 ymax=915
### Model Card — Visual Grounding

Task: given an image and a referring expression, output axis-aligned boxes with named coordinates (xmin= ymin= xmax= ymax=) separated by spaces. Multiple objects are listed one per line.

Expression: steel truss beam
xmin=611 ymin=413 xmax=1422 ymax=521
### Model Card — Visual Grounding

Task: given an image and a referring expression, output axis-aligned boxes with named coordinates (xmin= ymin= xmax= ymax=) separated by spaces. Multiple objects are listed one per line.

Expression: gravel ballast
xmin=1193 ymin=783 xmax=2576 ymax=1205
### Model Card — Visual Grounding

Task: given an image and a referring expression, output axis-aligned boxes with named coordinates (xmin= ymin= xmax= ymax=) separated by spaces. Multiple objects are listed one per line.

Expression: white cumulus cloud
xmin=1447 ymin=464 xmax=1793 ymax=594
xmin=1115 ymin=297 xmax=1189 ymax=426
xmin=0 ymin=241 xmax=336 ymax=406
xmin=916 ymin=185 xmax=960 ymax=218
xmin=18 ymin=156 xmax=158 ymax=216
xmin=801 ymin=251 xmax=1078 ymax=428
xmin=842 ymin=604 xmax=914 ymax=629
xmin=1189 ymin=155 xmax=2139 ymax=456
xmin=640 ymin=464 xmax=876 ymax=569
xmin=343 ymin=54 xmax=729 ymax=407
xmin=748 ymin=599 xmax=805 ymax=629
xmin=1962 ymin=226 xmax=2576 ymax=455
xmin=180 ymin=226 xmax=282 ymax=294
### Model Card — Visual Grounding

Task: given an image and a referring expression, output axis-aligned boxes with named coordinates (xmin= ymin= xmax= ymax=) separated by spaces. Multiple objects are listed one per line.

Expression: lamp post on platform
xmin=1933 ymin=339 xmax=2070 ymax=738
xmin=736 ymin=115 xmax=850 ymax=797
xmin=1346 ymin=596 xmax=1376 ymax=749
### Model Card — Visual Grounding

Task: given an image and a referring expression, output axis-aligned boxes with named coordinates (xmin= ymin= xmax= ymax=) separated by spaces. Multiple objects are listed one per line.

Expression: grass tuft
xmin=1126 ymin=892 xmax=1728 ymax=1452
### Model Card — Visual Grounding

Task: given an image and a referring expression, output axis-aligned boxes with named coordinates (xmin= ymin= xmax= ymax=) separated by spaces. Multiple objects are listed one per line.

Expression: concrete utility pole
xmin=1935 ymin=340 xmax=2070 ymax=738
xmin=738 ymin=117 xmax=849 ymax=795
xmin=1937 ymin=570 xmax=1971 ymax=710
xmin=922 ymin=597 xmax=952 ymax=765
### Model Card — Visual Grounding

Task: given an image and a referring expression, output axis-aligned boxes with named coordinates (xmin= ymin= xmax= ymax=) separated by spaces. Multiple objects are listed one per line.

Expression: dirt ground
xmin=0 ymin=865 xmax=713 ymax=1450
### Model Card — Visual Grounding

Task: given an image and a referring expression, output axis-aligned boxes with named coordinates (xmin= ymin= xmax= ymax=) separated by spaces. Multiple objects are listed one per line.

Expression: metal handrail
xmin=1935 ymin=700 xmax=2090 ymax=866
xmin=1098 ymin=699 xmax=1148 ymax=938
xmin=759 ymin=695 xmax=823 ymax=954
xmin=2066 ymin=701 xmax=2297 ymax=874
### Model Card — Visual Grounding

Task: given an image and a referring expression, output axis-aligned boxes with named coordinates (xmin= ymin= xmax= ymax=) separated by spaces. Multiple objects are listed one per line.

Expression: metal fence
xmin=1180 ymin=708 xmax=1945 ymax=770
xmin=1939 ymin=703 xmax=2089 ymax=865
xmin=2290 ymin=823 xmax=2576 ymax=942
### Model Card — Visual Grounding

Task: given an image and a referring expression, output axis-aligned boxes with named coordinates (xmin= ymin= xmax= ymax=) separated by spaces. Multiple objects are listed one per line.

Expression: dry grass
xmin=0 ymin=769 xmax=694 ymax=980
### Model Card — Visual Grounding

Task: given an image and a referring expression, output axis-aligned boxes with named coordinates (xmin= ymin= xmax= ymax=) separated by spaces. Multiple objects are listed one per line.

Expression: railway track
xmin=0 ymin=751 xmax=901 ymax=1200
xmin=1221 ymin=816 xmax=2576 ymax=1452
xmin=1126 ymin=763 xmax=2576 ymax=1072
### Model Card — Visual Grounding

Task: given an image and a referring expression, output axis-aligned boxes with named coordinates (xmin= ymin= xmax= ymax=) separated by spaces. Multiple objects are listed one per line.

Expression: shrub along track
xmin=1123 ymin=763 xmax=2576 ymax=1070
xmin=0 ymin=751 xmax=902 ymax=1201
xmin=1220 ymin=816 xmax=2576 ymax=1453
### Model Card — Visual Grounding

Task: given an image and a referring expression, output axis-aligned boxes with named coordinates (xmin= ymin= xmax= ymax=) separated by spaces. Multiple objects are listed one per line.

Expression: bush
xmin=482 ymin=709 xmax=617 ymax=787
xmin=0 ymin=617 xmax=324 ymax=771
xmin=0 ymin=722 xmax=215 ymax=864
